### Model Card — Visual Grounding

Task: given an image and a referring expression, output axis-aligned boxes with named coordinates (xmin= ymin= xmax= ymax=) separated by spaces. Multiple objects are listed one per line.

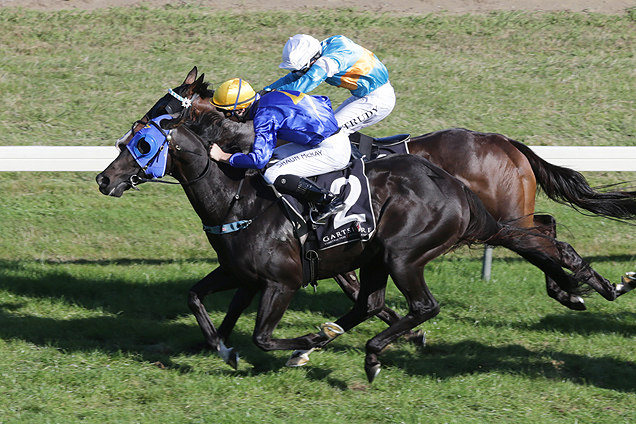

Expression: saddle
xmin=271 ymin=132 xmax=411 ymax=288
xmin=349 ymin=131 xmax=411 ymax=160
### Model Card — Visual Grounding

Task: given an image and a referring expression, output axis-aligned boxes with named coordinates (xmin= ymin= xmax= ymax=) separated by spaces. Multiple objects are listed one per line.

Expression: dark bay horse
xmin=96 ymin=111 xmax=632 ymax=382
xmin=122 ymin=67 xmax=636 ymax=314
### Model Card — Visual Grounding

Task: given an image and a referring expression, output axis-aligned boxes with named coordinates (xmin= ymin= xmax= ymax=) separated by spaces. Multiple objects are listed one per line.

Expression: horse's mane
xmin=194 ymin=81 xmax=216 ymax=99
xmin=183 ymin=110 xmax=254 ymax=155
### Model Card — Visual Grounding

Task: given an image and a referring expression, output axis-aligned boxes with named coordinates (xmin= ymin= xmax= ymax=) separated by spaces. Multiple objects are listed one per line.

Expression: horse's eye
xmin=137 ymin=138 xmax=151 ymax=155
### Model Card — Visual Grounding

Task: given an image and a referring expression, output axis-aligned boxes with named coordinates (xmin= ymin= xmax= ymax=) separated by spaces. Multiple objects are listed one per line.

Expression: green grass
xmin=2 ymin=5 xmax=636 ymax=424
xmin=1 ymin=7 xmax=636 ymax=146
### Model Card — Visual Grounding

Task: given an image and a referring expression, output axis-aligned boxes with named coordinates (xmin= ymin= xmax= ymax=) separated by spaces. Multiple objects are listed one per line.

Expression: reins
xmin=126 ymin=87 xmax=280 ymax=235
xmin=128 ymin=155 xmax=212 ymax=189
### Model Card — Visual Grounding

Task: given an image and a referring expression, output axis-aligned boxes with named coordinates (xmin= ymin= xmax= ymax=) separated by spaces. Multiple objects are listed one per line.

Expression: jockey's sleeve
xmin=265 ymin=72 xmax=301 ymax=91
xmin=228 ymin=120 xmax=276 ymax=169
xmin=264 ymin=65 xmax=328 ymax=94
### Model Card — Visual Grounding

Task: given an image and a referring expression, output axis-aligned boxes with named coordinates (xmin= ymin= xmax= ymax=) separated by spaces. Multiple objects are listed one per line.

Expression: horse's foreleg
xmin=332 ymin=261 xmax=389 ymax=334
xmin=217 ymin=286 xmax=259 ymax=342
xmin=287 ymin=263 xmax=390 ymax=367
xmin=188 ymin=266 xmax=242 ymax=368
xmin=252 ymin=264 xmax=389 ymax=369
xmin=252 ymin=281 xmax=339 ymax=355
xmin=334 ymin=272 xmax=399 ymax=323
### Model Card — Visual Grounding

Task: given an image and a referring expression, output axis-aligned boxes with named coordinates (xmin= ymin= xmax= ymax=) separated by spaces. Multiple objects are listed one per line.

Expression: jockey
xmin=264 ymin=34 xmax=396 ymax=135
xmin=208 ymin=78 xmax=351 ymax=224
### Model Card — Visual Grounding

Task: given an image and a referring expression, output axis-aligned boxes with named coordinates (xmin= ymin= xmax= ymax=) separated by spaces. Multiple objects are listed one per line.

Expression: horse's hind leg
xmin=333 ymin=272 xmax=425 ymax=345
xmin=540 ymin=226 xmax=620 ymax=301
xmin=364 ymin=266 xmax=439 ymax=383
xmin=498 ymin=226 xmax=620 ymax=302
xmin=534 ymin=214 xmax=586 ymax=310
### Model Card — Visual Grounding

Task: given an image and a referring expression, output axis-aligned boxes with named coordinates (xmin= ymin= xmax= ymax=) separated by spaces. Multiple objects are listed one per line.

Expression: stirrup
xmin=309 ymin=198 xmax=346 ymax=225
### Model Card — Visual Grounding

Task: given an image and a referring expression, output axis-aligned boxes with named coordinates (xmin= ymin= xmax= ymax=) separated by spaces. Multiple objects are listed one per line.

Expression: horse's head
xmin=97 ymin=109 xmax=254 ymax=197
xmin=97 ymin=115 xmax=185 ymax=197
xmin=115 ymin=66 xmax=218 ymax=150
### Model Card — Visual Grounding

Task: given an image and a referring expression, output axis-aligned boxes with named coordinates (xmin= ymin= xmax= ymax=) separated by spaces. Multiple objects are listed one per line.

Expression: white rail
xmin=2 ymin=144 xmax=635 ymax=280
xmin=1 ymin=145 xmax=636 ymax=172
xmin=0 ymin=146 xmax=118 ymax=172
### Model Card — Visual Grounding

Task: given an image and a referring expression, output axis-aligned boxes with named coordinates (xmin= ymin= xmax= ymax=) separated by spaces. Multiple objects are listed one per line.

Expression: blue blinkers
xmin=127 ymin=114 xmax=173 ymax=179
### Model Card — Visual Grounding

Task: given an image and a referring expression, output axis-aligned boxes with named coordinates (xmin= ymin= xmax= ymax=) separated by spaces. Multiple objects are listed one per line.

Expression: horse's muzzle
xmin=96 ymin=172 xmax=131 ymax=197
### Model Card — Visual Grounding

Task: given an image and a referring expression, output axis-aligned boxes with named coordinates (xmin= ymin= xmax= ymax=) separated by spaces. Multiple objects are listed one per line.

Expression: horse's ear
xmin=184 ymin=74 xmax=206 ymax=97
xmin=159 ymin=115 xmax=181 ymax=130
xmin=195 ymin=74 xmax=205 ymax=89
xmin=184 ymin=66 xmax=198 ymax=85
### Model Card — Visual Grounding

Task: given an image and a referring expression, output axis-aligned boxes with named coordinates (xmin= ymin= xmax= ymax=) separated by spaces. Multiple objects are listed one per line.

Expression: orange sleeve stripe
xmin=338 ymin=48 xmax=378 ymax=91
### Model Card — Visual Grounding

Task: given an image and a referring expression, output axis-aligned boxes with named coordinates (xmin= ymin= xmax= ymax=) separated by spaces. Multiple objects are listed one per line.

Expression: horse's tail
xmin=509 ymin=138 xmax=636 ymax=221
xmin=461 ymin=185 xmax=503 ymax=243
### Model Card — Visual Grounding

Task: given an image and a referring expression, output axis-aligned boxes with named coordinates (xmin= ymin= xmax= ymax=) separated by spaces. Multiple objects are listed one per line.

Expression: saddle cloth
xmin=282 ymin=158 xmax=376 ymax=250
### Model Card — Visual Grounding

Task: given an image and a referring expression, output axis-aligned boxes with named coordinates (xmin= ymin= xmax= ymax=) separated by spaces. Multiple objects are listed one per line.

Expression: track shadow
xmin=2 ymin=256 xmax=635 ymax=391
xmin=0 ymin=258 xmax=356 ymax=367
xmin=378 ymin=340 xmax=636 ymax=393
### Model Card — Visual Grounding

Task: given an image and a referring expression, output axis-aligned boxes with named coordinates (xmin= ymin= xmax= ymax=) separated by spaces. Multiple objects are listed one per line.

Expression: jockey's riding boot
xmin=274 ymin=174 xmax=346 ymax=224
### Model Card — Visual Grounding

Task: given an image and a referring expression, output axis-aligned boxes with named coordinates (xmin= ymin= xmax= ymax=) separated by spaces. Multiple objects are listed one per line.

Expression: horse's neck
xmin=175 ymin=117 xmax=259 ymax=226
xmin=177 ymin=157 xmax=262 ymax=228
xmin=222 ymin=120 xmax=255 ymax=147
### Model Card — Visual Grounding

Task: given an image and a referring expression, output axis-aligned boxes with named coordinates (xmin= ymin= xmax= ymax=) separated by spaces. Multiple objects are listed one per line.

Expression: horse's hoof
xmin=567 ymin=295 xmax=586 ymax=311
xmin=365 ymin=363 xmax=381 ymax=383
xmin=319 ymin=322 xmax=344 ymax=339
xmin=286 ymin=348 xmax=316 ymax=367
xmin=404 ymin=330 xmax=427 ymax=347
xmin=618 ymin=273 xmax=636 ymax=295
xmin=218 ymin=340 xmax=239 ymax=370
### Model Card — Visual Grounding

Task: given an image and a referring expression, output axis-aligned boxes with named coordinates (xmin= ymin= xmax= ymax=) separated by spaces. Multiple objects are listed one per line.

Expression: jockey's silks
xmin=228 ymin=91 xmax=339 ymax=169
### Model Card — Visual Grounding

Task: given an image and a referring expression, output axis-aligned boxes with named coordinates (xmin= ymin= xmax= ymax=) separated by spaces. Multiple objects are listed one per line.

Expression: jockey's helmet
xmin=211 ymin=78 xmax=257 ymax=111
xmin=279 ymin=34 xmax=322 ymax=72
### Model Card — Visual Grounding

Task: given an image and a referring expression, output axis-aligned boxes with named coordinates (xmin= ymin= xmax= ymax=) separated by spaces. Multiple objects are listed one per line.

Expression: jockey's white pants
xmin=263 ymin=131 xmax=351 ymax=184
xmin=335 ymin=82 xmax=396 ymax=134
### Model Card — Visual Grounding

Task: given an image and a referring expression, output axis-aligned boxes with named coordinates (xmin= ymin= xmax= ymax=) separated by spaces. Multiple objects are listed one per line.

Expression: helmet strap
xmin=299 ymin=51 xmax=322 ymax=73
xmin=233 ymin=78 xmax=243 ymax=111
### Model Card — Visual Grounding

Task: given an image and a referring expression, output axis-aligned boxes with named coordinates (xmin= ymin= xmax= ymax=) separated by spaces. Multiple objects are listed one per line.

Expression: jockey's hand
xmin=209 ymin=143 xmax=232 ymax=163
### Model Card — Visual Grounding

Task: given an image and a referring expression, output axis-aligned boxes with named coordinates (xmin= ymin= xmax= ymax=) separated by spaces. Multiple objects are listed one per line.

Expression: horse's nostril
xmin=96 ymin=173 xmax=109 ymax=188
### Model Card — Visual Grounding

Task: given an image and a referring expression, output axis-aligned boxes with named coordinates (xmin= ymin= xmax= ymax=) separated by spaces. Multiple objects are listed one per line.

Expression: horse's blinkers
xmin=126 ymin=114 xmax=173 ymax=179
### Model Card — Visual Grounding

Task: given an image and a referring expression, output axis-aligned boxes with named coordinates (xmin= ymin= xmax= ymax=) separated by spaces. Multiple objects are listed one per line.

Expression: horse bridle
xmin=117 ymin=87 xmax=198 ymax=151
xmin=126 ymin=89 xmax=279 ymax=235
xmin=126 ymin=118 xmax=212 ymax=189
xmin=121 ymin=87 xmax=214 ymax=189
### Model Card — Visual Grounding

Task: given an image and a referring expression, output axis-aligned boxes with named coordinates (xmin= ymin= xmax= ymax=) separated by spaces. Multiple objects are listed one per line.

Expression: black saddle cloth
xmin=281 ymin=158 xmax=376 ymax=250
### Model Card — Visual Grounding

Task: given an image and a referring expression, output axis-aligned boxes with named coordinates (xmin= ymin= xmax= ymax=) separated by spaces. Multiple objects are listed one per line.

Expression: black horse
xmin=96 ymin=111 xmax=632 ymax=382
xmin=120 ymin=67 xmax=636 ymax=314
